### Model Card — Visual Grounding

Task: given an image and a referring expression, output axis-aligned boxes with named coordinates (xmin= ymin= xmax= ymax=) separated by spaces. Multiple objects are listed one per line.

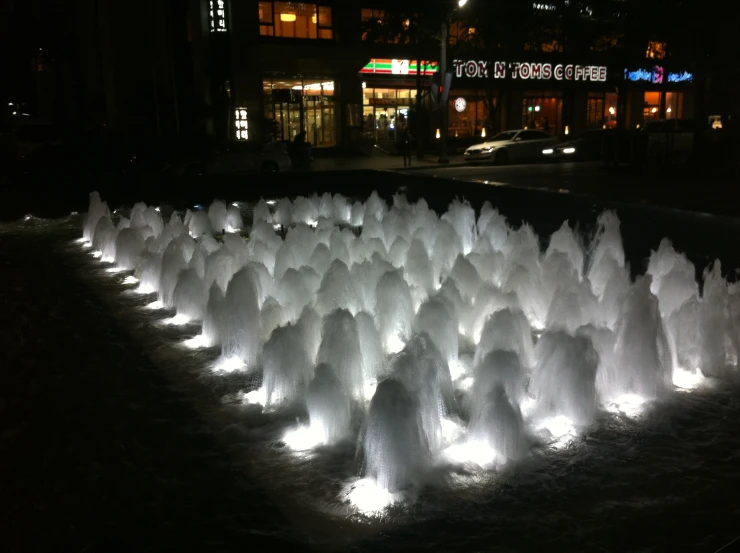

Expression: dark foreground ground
xmin=3 ymin=170 xmax=740 ymax=552
xmin=0 ymin=224 xmax=308 ymax=552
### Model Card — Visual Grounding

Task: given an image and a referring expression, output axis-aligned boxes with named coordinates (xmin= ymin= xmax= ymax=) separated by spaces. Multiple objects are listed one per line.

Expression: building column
xmin=338 ymin=68 xmax=363 ymax=151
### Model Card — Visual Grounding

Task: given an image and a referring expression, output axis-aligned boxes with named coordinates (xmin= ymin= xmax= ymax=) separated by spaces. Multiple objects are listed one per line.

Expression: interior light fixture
xmin=280 ymin=10 xmax=296 ymax=22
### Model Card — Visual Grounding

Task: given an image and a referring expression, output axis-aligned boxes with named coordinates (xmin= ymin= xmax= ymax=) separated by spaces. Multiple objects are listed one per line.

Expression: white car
xmin=464 ymin=129 xmax=560 ymax=164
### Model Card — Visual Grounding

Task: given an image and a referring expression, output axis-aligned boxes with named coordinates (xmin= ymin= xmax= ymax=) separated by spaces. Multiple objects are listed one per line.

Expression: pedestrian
xmin=401 ymin=125 xmax=412 ymax=167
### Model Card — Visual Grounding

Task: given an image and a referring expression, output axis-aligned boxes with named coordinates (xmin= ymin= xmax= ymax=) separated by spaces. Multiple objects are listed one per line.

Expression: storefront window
xmin=263 ymin=78 xmax=336 ymax=146
xmin=259 ymin=1 xmax=333 ymax=39
xmin=585 ymin=92 xmax=618 ymax=129
xmin=448 ymin=93 xmax=487 ymax=138
xmin=605 ymin=92 xmax=617 ymax=128
xmin=522 ymin=94 xmax=562 ymax=135
xmin=665 ymin=91 xmax=683 ymax=119
xmin=362 ymin=87 xmax=418 ymax=142
xmin=644 ymin=91 xmax=661 ymax=121
xmin=586 ymin=93 xmax=604 ymax=129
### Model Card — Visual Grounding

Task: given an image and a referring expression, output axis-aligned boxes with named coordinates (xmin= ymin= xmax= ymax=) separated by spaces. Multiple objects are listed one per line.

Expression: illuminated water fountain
xmin=79 ymin=190 xmax=739 ymax=512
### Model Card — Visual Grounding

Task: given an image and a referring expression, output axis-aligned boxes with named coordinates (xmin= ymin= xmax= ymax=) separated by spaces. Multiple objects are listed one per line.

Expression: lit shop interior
xmin=263 ymin=78 xmax=336 ymax=147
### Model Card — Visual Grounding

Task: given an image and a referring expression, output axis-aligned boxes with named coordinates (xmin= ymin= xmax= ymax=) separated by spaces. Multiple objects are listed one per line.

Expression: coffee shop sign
xmin=453 ymin=60 xmax=608 ymax=82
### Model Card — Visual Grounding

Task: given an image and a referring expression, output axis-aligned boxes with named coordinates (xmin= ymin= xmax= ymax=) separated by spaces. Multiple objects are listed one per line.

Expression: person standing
xmin=400 ymin=125 xmax=412 ymax=167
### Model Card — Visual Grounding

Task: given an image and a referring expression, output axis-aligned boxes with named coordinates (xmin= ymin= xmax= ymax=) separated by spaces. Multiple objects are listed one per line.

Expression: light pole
xmin=439 ymin=0 xmax=469 ymax=164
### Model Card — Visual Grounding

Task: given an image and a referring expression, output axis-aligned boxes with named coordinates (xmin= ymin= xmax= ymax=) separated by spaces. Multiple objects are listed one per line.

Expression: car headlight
xmin=481 ymin=146 xmax=494 ymax=153
xmin=542 ymin=148 xmax=554 ymax=154
xmin=563 ymin=147 xmax=576 ymax=154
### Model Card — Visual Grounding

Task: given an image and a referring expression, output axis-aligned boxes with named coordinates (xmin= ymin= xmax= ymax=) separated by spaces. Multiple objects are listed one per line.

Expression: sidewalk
xmin=302 ymin=152 xmax=467 ymax=172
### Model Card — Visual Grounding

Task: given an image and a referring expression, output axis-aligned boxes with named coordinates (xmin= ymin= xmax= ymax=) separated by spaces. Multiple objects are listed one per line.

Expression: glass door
xmin=275 ymin=102 xmax=302 ymax=141
xmin=304 ymin=97 xmax=336 ymax=147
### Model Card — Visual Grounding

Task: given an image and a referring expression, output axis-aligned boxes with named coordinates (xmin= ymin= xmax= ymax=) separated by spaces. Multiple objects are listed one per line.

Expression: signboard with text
xmin=453 ymin=60 xmax=608 ymax=82
xmin=209 ymin=0 xmax=227 ymax=33
xmin=624 ymin=66 xmax=693 ymax=84
xmin=360 ymin=59 xmax=439 ymax=75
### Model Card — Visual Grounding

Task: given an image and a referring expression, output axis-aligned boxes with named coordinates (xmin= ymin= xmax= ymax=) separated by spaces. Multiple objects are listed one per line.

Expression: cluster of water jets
xmin=80 ymin=190 xmax=739 ymax=513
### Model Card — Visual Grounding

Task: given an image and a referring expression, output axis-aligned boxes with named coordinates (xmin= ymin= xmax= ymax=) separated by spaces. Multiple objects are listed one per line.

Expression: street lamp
xmin=439 ymin=0 xmax=469 ymax=163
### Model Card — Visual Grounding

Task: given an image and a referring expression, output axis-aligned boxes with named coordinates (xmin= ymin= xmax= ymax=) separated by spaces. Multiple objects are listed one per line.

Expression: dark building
xmin=184 ymin=0 xmax=703 ymax=151
xmin=2 ymin=0 xmax=716 ymax=150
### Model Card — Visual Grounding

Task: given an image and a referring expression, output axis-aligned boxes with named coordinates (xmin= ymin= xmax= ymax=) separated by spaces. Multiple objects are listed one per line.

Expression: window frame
xmin=259 ymin=1 xmax=333 ymax=40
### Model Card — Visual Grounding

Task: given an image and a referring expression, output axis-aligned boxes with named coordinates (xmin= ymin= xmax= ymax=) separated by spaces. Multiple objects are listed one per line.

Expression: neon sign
xmin=624 ymin=66 xmax=664 ymax=83
xmin=453 ymin=60 xmax=607 ymax=82
xmin=667 ymin=71 xmax=693 ymax=83
xmin=360 ymin=59 xmax=438 ymax=75
xmin=209 ymin=0 xmax=227 ymax=33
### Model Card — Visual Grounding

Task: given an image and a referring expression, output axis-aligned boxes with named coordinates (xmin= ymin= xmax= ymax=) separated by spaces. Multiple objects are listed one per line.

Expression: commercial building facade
xmin=192 ymin=1 xmax=697 ymax=149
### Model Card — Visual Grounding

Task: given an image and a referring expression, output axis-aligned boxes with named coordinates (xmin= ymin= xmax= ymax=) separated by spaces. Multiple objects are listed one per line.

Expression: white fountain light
xmin=440 ymin=418 xmax=465 ymax=444
xmin=283 ymin=424 xmax=325 ymax=451
xmin=122 ymin=275 xmax=139 ymax=285
xmin=241 ymin=387 xmax=267 ymax=405
xmin=456 ymin=376 xmax=474 ymax=391
xmin=606 ymin=394 xmax=648 ymax=418
xmin=182 ymin=334 xmax=209 ymax=349
xmin=134 ymin=283 xmax=156 ymax=295
xmin=450 ymin=360 xmax=467 ymax=380
xmin=162 ymin=314 xmax=191 ymax=326
xmin=266 ymin=199 xmax=277 ymax=206
xmin=363 ymin=378 xmax=378 ymax=402
xmin=345 ymin=477 xmax=402 ymax=515
xmin=106 ymin=267 xmax=126 ymax=274
xmin=91 ymin=251 xmax=103 ymax=258
xmin=534 ymin=415 xmax=577 ymax=449
xmin=673 ymin=367 xmax=706 ymax=390
xmin=212 ymin=355 xmax=246 ymax=373
xmin=385 ymin=334 xmax=405 ymax=355
xmin=145 ymin=300 xmax=164 ymax=310
xmin=441 ymin=439 xmax=499 ymax=468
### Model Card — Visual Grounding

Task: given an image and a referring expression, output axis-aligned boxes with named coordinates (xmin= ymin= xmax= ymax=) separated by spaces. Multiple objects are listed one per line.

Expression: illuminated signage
xmin=667 ymin=71 xmax=693 ymax=83
xmin=454 ymin=97 xmax=467 ymax=112
xmin=624 ymin=66 xmax=664 ymax=83
xmin=235 ymin=108 xmax=248 ymax=140
xmin=360 ymin=59 xmax=438 ymax=75
xmin=624 ymin=66 xmax=693 ymax=84
xmin=453 ymin=60 xmax=607 ymax=82
xmin=209 ymin=0 xmax=227 ymax=33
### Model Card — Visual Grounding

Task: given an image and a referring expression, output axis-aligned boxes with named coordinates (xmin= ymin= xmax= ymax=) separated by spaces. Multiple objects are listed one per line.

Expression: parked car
xmin=542 ymin=129 xmax=615 ymax=160
xmin=464 ymin=130 xmax=560 ymax=164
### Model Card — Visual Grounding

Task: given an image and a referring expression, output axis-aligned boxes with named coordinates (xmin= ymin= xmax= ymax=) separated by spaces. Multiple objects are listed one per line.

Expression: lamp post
xmin=439 ymin=0 xmax=469 ymax=164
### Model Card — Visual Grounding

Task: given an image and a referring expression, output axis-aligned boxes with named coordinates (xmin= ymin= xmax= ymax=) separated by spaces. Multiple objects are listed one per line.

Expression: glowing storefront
xmin=622 ymin=65 xmax=695 ymax=128
xmin=360 ymin=59 xmax=438 ymax=143
xmin=450 ymin=58 xmax=613 ymax=137
xmin=263 ymin=78 xmax=336 ymax=147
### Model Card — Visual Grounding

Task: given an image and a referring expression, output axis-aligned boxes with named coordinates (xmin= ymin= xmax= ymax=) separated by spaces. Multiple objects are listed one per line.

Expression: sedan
xmin=542 ymin=129 xmax=614 ymax=161
xmin=464 ymin=129 xmax=560 ymax=165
